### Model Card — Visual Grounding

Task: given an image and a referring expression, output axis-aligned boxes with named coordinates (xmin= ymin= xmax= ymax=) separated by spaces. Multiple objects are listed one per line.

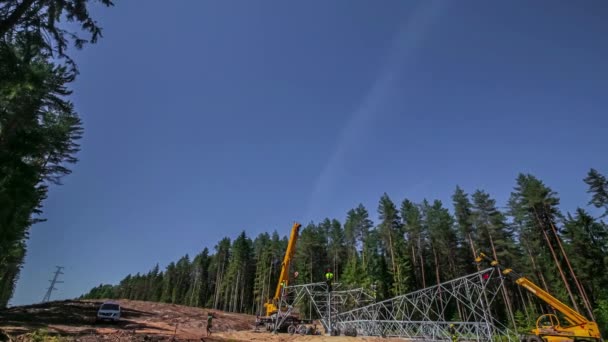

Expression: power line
xmin=42 ymin=266 xmax=64 ymax=303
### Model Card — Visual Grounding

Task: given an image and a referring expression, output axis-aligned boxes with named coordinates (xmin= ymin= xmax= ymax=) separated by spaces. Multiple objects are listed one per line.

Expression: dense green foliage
xmin=81 ymin=171 xmax=608 ymax=332
xmin=0 ymin=0 xmax=112 ymax=307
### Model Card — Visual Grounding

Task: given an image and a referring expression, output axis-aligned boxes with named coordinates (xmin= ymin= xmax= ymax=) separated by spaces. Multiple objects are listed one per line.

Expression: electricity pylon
xmin=42 ymin=266 xmax=64 ymax=303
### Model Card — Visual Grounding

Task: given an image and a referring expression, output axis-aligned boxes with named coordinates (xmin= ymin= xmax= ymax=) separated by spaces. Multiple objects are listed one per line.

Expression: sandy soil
xmin=0 ymin=300 xmax=399 ymax=342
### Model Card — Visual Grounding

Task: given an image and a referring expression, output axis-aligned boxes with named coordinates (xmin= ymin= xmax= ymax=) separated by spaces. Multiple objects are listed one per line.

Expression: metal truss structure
xmin=276 ymin=268 xmax=518 ymax=341
xmin=335 ymin=268 xmax=518 ymax=341
xmin=274 ymin=281 xmax=375 ymax=334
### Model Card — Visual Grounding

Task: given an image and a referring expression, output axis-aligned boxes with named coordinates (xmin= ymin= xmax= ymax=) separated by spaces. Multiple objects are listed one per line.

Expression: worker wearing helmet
xmin=449 ymin=324 xmax=457 ymax=342
xmin=325 ymin=268 xmax=334 ymax=292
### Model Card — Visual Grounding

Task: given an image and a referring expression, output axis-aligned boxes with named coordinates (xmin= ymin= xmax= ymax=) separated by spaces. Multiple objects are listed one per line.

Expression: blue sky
xmin=11 ymin=0 xmax=608 ymax=305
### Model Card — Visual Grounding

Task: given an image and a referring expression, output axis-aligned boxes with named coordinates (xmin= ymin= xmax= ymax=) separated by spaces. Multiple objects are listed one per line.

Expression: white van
xmin=96 ymin=302 xmax=121 ymax=322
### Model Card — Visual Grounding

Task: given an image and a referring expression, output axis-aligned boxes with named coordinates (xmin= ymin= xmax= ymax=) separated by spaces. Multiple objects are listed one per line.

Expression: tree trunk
xmin=235 ymin=269 xmax=240 ymax=312
xmin=213 ymin=264 xmax=222 ymax=309
xmin=522 ymin=241 xmax=550 ymax=293
xmin=517 ymin=286 xmax=530 ymax=322
xmin=334 ymin=251 xmax=338 ymax=282
xmin=387 ymin=230 xmax=398 ymax=288
xmin=419 ymin=251 xmax=426 ymax=289
xmin=547 ymin=215 xmax=594 ymax=319
xmin=488 ymin=234 xmax=517 ymax=329
xmin=433 ymin=247 xmax=443 ymax=320
xmin=467 ymin=233 xmax=477 ymax=259
xmin=411 ymin=244 xmax=420 ymax=288
xmin=448 ymin=251 xmax=464 ymax=321
xmin=532 ymin=207 xmax=580 ymax=313
xmin=433 ymin=247 xmax=441 ymax=286
xmin=362 ymin=244 xmax=367 ymax=273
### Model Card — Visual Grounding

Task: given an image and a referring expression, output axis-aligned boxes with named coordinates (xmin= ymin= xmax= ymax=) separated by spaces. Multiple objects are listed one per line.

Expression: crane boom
xmin=476 ymin=252 xmax=601 ymax=341
xmin=264 ymin=222 xmax=301 ymax=317
xmin=273 ymin=222 xmax=301 ymax=300
xmin=511 ymin=274 xmax=588 ymax=325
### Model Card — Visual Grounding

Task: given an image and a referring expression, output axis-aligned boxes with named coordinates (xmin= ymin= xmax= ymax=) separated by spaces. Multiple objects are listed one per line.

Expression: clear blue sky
xmin=11 ymin=0 xmax=608 ymax=306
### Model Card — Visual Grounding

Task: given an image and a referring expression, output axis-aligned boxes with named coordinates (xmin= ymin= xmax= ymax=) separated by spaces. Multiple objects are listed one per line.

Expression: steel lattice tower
xmin=274 ymin=268 xmax=518 ymax=341
xmin=42 ymin=266 xmax=64 ymax=303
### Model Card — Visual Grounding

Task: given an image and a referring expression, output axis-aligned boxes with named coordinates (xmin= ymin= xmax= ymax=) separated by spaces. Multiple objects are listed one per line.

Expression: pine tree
xmin=148 ymin=264 xmax=163 ymax=302
xmin=328 ymin=219 xmax=346 ymax=281
xmin=452 ymin=186 xmax=477 ymax=274
xmin=364 ymin=230 xmax=392 ymax=301
xmin=219 ymin=232 xmax=253 ymax=313
xmin=0 ymin=0 xmax=114 ymax=307
xmin=471 ymin=190 xmax=518 ymax=265
xmin=0 ymin=0 xmax=114 ymax=70
xmin=562 ymin=209 xmax=608 ymax=305
xmin=509 ymin=174 xmax=592 ymax=318
xmin=341 ymin=252 xmax=361 ymax=286
xmin=186 ymin=249 xmax=211 ymax=307
xmin=211 ymin=238 xmax=231 ymax=309
xmin=343 ymin=205 xmax=373 ymax=278
xmin=422 ymin=200 xmax=457 ymax=286
xmin=401 ymin=199 xmax=427 ymax=289
xmin=161 ymin=262 xmax=176 ymax=303
xmin=377 ymin=193 xmax=410 ymax=296
xmin=584 ymin=168 xmax=608 ymax=218
xmin=0 ymin=36 xmax=83 ymax=306
xmin=0 ymin=242 xmax=25 ymax=306
xmin=471 ymin=190 xmax=518 ymax=326
xmin=252 ymin=233 xmax=272 ymax=314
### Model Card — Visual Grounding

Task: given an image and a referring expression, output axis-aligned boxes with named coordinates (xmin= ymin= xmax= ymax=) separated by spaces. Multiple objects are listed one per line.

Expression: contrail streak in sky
xmin=305 ymin=1 xmax=447 ymax=219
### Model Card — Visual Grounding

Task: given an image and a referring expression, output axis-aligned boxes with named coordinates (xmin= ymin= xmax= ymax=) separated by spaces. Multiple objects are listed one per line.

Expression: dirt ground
xmin=0 ymin=300 xmax=399 ymax=342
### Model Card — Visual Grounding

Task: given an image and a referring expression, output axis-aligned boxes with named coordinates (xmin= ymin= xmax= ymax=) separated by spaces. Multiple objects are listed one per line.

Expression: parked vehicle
xmin=96 ymin=302 xmax=121 ymax=323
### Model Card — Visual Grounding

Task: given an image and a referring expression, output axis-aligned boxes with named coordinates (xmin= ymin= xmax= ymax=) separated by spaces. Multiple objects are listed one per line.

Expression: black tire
xmin=527 ymin=336 xmax=543 ymax=342
xmin=288 ymin=325 xmax=296 ymax=335
xmin=297 ymin=325 xmax=307 ymax=336
xmin=344 ymin=327 xmax=357 ymax=337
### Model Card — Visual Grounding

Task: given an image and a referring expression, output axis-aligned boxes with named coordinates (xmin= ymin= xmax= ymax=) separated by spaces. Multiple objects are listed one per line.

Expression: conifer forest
xmin=81 ymin=171 xmax=608 ymax=333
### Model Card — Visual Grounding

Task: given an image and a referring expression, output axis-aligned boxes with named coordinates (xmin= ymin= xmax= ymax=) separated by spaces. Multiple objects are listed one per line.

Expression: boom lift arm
xmin=264 ymin=222 xmax=301 ymax=317
xmin=475 ymin=252 xmax=601 ymax=342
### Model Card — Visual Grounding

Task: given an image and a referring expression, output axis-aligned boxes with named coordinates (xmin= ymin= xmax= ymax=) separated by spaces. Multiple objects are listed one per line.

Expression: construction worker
xmin=448 ymin=323 xmax=457 ymax=342
xmin=325 ymin=268 xmax=334 ymax=292
xmin=206 ymin=312 xmax=213 ymax=336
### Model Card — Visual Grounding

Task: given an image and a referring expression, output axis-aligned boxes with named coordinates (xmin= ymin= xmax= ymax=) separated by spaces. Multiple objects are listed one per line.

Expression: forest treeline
xmin=0 ymin=0 xmax=113 ymax=307
xmin=82 ymin=170 xmax=608 ymax=332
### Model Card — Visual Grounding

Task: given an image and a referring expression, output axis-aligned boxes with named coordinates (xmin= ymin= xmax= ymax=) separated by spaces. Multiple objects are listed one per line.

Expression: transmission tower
xmin=42 ymin=266 xmax=64 ymax=303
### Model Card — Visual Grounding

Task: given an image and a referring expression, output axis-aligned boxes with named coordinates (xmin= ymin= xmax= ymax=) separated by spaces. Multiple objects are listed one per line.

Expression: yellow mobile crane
xmin=476 ymin=252 xmax=602 ymax=342
xmin=263 ymin=222 xmax=301 ymax=317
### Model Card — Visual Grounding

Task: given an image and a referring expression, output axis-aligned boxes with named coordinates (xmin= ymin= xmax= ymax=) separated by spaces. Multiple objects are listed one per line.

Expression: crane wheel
xmin=344 ymin=327 xmax=357 ymax=337
xmin=297 ymin=325 xmax=307 ymax=335
xmin=288 ymin=325 xmax=296 ymax=335
xmin=526 ymin=336 xmax=543 ymax=342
